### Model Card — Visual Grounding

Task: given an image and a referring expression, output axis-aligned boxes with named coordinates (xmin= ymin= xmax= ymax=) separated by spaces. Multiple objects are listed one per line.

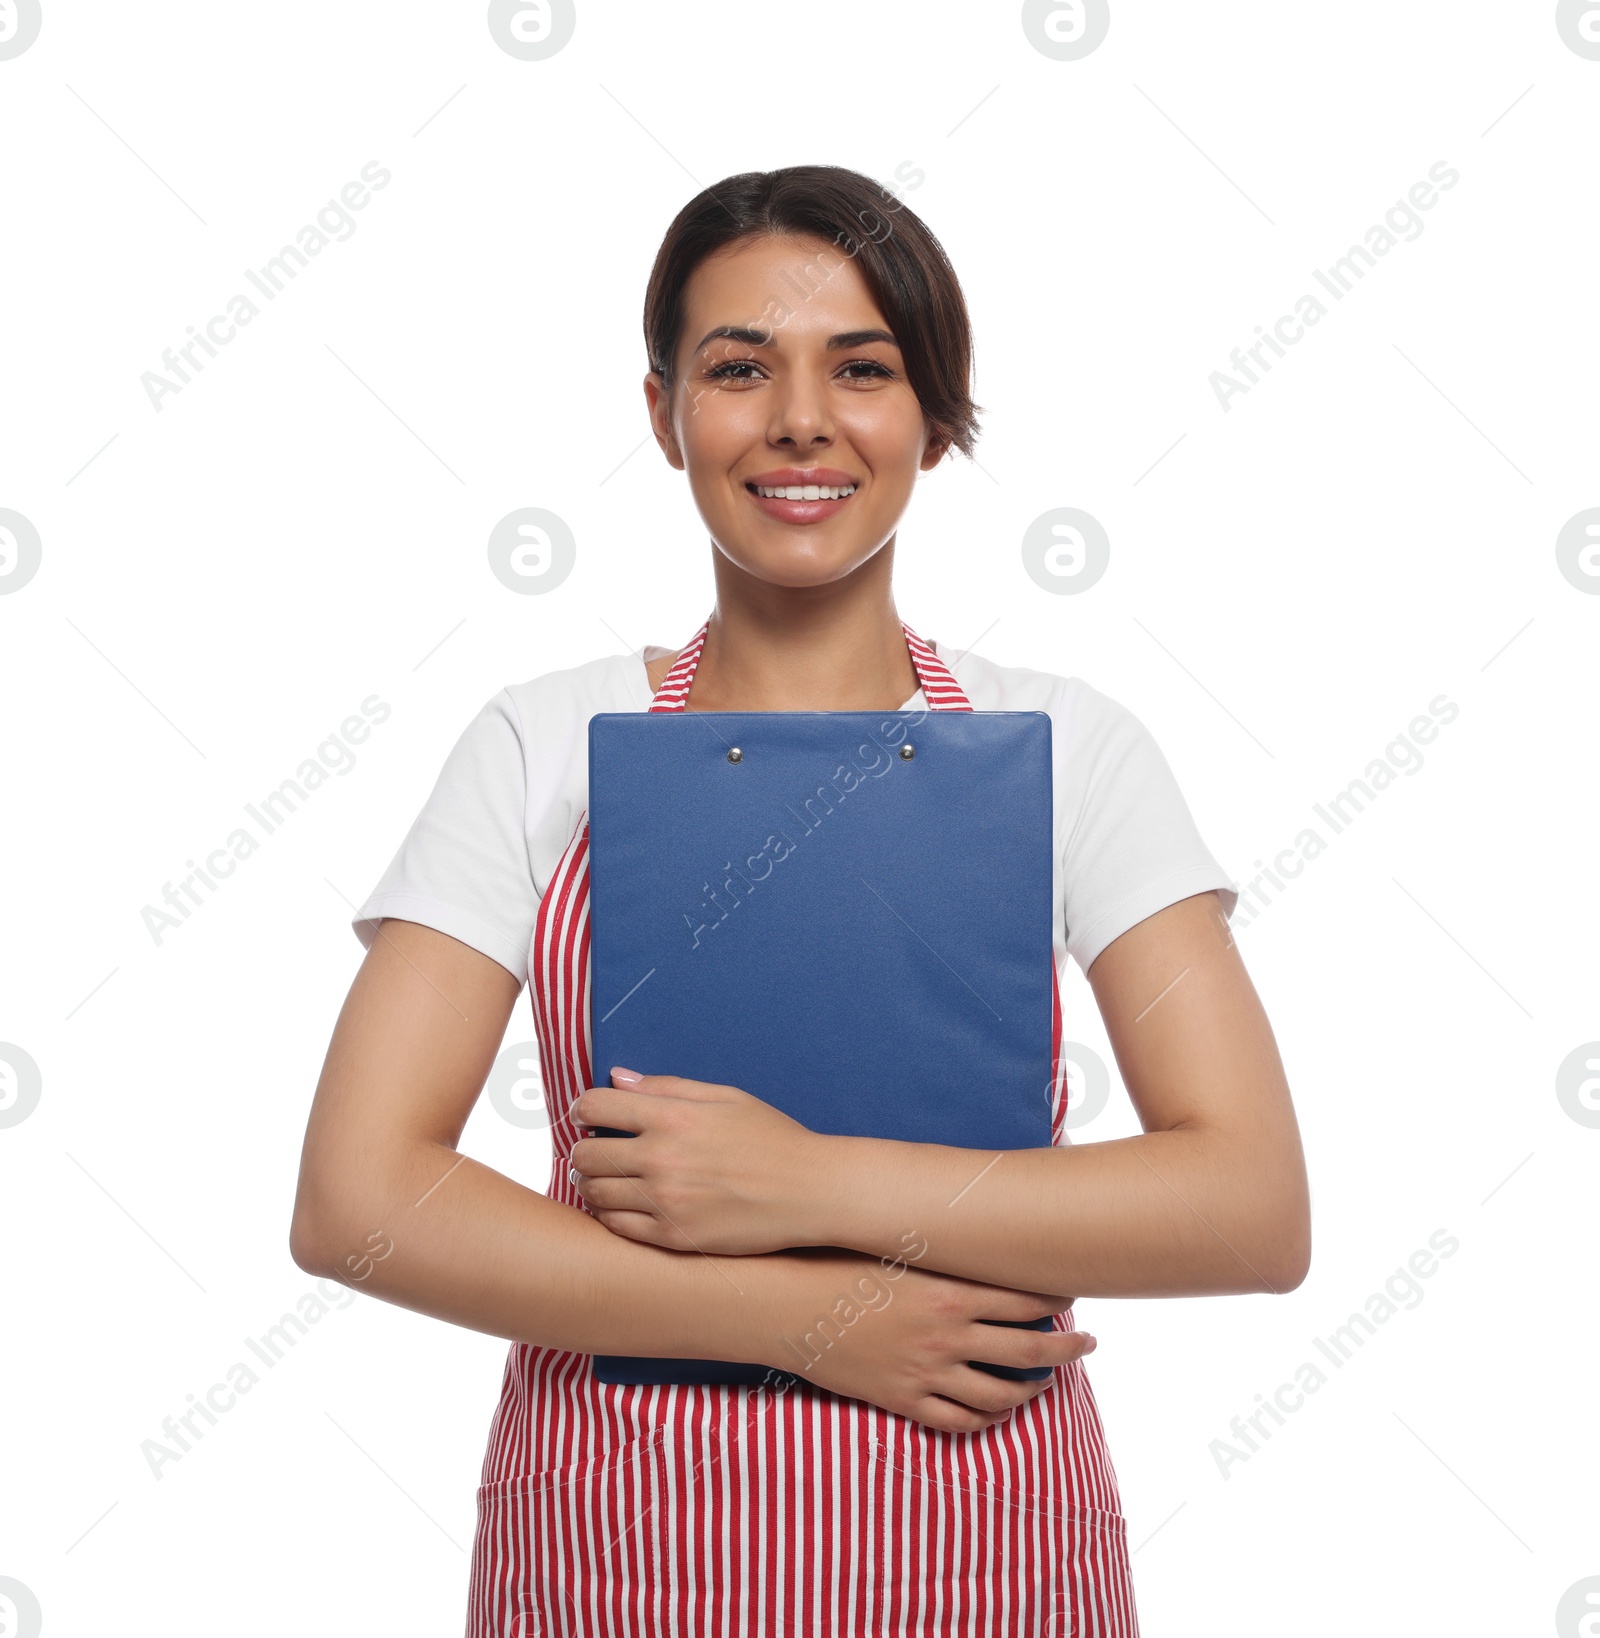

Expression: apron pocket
xmin=476 ymin=1424 xmax=670 ymax=1506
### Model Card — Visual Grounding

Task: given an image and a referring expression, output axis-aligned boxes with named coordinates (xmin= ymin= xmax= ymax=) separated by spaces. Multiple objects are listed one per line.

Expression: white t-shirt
xmin=351 ymin=640 xmax=1240 ymax=983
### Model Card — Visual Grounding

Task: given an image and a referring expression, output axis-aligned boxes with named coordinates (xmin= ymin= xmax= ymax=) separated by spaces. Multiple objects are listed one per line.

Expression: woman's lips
xmin=745 ymin=484 xmax=857 ymax=525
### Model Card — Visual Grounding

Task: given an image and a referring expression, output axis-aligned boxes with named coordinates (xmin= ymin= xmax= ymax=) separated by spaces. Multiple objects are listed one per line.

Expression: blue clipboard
xmin=586 ymin=706 xmax=1056 ymax=1388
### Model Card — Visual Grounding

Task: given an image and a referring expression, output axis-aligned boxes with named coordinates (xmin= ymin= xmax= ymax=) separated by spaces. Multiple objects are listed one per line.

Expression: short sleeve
xmin=1059 ymin=682 xmax=1241 ymax=975
xmin=350 ymin=688 xmax=536 ymax=984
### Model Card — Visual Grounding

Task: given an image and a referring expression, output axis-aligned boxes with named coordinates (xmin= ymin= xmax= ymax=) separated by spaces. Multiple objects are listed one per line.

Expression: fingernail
xmin=1081 ymin=1334 xmax=1098 ymax=1350
xmin=610 ymin=1067 xmax=643 ymax=1086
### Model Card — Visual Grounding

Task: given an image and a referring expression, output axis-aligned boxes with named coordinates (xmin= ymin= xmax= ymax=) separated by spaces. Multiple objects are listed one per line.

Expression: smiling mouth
xmin=745 ymin=481 xmax=858 ymax=501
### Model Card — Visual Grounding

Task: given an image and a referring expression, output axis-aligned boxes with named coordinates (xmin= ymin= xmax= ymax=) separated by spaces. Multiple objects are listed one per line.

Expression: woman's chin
xmin=710 ymin=546 xmax=878 ymax=589
xmin=706 ymin=519 xmax=897 ymax=585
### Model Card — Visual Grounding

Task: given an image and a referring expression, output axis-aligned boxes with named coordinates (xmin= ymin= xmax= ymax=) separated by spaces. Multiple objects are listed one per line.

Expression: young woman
xmin=291 ymin=165 xmax=1310 ymax=1637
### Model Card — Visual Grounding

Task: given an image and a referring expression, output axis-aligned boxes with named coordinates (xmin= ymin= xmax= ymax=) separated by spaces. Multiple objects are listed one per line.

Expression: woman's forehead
xmin=681 ymin=236 xmax=889 ymax=344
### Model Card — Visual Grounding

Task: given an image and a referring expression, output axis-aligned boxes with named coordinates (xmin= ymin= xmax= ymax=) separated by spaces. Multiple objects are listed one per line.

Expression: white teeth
xmin=754 ymin=483 xmax=856 ymax=500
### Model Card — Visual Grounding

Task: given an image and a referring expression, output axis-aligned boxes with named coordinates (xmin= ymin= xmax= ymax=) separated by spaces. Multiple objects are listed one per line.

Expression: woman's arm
xmin=801 ymin=891 xmax=1311 ymax=1298
xmin=574 ymin=891 xmax=1309 ymax=1300
xmin=288 ymin=918 xmax=1096 ymax=1435
xmin=289 ymin=917 xmax=794 ymax=1361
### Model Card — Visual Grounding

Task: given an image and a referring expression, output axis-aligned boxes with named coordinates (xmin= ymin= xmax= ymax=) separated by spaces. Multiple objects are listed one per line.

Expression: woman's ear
xmin=644 ymin=372 xmax=687 ymax=472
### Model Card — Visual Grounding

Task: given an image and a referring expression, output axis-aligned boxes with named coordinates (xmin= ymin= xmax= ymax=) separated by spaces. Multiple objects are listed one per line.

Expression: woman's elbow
xmin=289 ymin=1146 xmax=408 ymax=1282
xmin=288 ymin=1162 xmax=357 ymax=1279
xmin=1244 ymin=1133 xmax=1311 ymax=1293
xmin=1266 ymin=1235 xmax=1311 ymax=1293
xmin=1259 ymin=1206 xmax=1312 ymax=1294
xmin=289 ymin=1195 xmax=336 ymax=1278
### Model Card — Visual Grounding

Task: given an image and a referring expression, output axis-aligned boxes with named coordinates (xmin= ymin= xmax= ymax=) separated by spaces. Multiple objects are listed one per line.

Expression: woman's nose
xmin=767 ymin=374 xmax=834 ymax=447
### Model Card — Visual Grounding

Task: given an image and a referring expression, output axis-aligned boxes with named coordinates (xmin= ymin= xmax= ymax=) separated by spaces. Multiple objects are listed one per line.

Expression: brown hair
xmin=642 ymin=164 xmax=983 ymax=461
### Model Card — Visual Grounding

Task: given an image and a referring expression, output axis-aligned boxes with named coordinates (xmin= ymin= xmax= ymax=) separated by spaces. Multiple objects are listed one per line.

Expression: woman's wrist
xmin=690 ymin=1246 xmax=822 ymax=1374
xmin=784 ymin=1130 xmax=873 ymax=1249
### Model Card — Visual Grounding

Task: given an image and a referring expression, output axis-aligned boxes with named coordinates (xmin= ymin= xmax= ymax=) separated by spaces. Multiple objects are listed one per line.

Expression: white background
xmin=2 ymin=2 xmax=1596 ymax=1633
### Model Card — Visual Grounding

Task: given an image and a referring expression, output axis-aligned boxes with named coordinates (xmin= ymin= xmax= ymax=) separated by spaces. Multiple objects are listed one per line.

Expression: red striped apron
xmin=467 ymin=619 xmax=1140 ymax=1637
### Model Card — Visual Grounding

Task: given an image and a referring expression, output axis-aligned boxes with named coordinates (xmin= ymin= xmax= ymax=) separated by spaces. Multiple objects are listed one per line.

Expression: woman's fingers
xmin=952 ymin=1331 xmax=1097 ymax=1409
xmin=568 ymin=1135 xmax=646 ymax=1179
xmin=971 ymin=1285 xmax=1078 ymax=1323
xmin=767 ymin=1251 xmax=1100 ymax=1435
xmin=911 ymin=1397 xmax=1011 ymax=1435
xmin=976 ymin=1323 xmax=1097 ymax=1372
xmin=905 ymin=1332 xmax=1099 ymax=1430
xmin=909 ymin=1352 xmax=1087 ymax=1435
xmin=572 ymin=1173 xmax=658 ymax=1210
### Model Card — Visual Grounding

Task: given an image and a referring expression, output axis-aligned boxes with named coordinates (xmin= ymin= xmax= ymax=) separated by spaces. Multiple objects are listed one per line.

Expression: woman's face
xmin=646 ymin=233 xmax=949 ymax=587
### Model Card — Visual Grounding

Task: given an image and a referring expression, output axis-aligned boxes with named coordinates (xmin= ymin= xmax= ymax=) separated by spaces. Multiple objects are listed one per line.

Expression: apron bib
xmin=467 ymin=617 xmax=1140 ymax=1638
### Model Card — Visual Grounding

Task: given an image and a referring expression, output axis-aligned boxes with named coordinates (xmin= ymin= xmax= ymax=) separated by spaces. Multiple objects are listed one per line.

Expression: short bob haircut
xmin=643 ymin=164 xmax=983 ymax=461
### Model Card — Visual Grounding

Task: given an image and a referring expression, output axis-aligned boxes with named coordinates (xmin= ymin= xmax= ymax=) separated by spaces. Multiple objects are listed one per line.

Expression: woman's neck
xmin=651 ymin=600 xmax=923 ymax=713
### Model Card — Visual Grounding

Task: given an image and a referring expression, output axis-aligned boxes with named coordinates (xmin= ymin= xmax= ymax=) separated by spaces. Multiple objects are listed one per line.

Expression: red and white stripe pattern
xmin=467 ymin=619 xmax=1139 ymax=1636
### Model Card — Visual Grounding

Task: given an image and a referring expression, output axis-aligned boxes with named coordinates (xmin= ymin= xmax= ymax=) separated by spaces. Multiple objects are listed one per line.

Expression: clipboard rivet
xmin=726 ymin=747 xmax=743 ymax=763
xmin=899 ymin=743 xmax=915 ymax=759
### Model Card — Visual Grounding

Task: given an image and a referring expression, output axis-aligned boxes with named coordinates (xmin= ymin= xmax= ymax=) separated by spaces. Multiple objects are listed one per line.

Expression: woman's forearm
xmin=801 ymin=1124 xmax=1311 ymax=1299
xmin=292 ymin=1139 xmax=791 ymax=1365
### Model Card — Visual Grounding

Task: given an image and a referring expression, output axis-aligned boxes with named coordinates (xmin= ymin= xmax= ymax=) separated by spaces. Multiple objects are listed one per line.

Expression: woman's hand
xmin=567 ymin=1069 xmax=824 ymax=1254
xmin=750 ymin=1243 xmax=1097 ymax=1434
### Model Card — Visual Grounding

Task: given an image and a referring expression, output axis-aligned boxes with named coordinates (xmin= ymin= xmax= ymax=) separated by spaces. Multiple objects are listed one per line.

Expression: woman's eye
xmin=703 ymin=358 xmax=893 ymax=383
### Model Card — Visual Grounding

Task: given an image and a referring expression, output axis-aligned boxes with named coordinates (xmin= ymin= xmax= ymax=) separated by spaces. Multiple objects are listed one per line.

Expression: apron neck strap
xmin=647 ymin=614 xmax=972 ymax=713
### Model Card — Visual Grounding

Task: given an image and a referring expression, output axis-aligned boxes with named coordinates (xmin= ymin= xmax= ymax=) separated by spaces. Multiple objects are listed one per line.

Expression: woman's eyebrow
xmin=691 ymin=324 xmax=900 ymax=353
